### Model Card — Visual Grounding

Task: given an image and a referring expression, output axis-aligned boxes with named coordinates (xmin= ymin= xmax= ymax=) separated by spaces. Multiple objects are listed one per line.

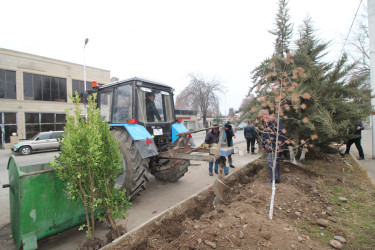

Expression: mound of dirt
xmin=80 ymin=236 xmax=105 ymax=250
xmin=106 ymin=225 xmax=127 ymax=243
xmin=107 ymin=157 xmax=346 ymax=249
xmin=103 ymin=152 xmax=375 ymax=249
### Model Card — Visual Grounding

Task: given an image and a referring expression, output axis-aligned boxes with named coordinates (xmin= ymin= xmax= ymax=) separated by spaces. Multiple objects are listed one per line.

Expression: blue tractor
xmin=95 ymin=77 xmax=217 ymax=199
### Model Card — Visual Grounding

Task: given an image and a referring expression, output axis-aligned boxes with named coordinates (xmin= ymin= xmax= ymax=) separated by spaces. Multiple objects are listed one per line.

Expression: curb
xmin=349 ymin=152 xmax=375 ymax=188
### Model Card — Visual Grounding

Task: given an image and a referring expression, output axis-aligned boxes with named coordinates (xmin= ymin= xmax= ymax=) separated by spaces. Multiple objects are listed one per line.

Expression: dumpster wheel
xmin=112 ymin=128 xmax=150 ymax=200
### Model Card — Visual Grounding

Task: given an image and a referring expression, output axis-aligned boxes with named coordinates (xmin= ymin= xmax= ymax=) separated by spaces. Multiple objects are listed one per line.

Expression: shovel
xmin=213 ymin=156 xmax=230 ymax=205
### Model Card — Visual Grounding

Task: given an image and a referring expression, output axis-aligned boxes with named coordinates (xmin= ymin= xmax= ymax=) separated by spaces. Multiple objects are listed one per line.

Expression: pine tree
xmin=251 ymin=0 xmax=294 ymax=94
xmin=269 ymin=0 xmax=294 ymax=57
xmin=286 ymin=18 xmax=372 ymax=152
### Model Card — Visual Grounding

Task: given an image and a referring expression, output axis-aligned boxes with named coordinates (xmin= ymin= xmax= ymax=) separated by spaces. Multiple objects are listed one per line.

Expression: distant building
xmin=0 ymin=48 xmax=110 ymax=149
xmin=175 ymin=109 xmax=197 ymax=131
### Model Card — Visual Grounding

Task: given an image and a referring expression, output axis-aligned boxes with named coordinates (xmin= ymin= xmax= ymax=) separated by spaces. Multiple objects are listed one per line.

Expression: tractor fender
xmin=171 ymin=123 xmax=188 ymax=143
xmin=110 ymin=124 xmax=158 ymax=159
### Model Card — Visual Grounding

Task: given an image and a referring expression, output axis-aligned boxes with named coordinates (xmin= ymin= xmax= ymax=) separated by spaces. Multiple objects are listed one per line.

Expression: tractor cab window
xmin=99 ymin=91 xmax=113 ymax=122
xmin=137 ymin=88 xmax=174 ymax=123
xmin=112 ymin=85 xmax=132 ymax=123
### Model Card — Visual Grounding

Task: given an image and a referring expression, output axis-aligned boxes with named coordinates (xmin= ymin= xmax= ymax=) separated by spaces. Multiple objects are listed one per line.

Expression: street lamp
xmin=83 ymin=38 xmax=89 ymax=120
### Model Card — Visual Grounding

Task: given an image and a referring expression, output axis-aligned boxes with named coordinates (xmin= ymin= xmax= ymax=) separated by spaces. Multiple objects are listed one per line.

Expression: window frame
xmin=0 ymin=69 xmax=16 ymax=99
xmin=23 ymin=72 xmax=67 ymax=102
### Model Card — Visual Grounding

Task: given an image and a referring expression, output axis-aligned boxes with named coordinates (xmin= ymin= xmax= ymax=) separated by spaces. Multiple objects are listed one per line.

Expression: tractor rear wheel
xmin=112 ymin=128 xmax=150 ymax=200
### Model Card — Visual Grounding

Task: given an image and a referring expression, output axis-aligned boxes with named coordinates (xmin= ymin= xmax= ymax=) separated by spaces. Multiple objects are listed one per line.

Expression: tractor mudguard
xmin=110 ymin=124 xmax=158 ymax=158
xmin=171 ymin=123 xmax=188 ymax=143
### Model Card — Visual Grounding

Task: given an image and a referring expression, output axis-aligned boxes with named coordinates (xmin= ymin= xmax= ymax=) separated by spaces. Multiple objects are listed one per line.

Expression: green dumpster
xmin=7 ymin=156 xmax=86 ymax=250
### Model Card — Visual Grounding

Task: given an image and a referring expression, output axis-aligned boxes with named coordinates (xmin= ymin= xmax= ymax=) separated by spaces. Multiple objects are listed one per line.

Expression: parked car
xmin=11 ymin=131 xmax=65 ymax=155
xmin=237 ymin=124 xmax=246 ymax=130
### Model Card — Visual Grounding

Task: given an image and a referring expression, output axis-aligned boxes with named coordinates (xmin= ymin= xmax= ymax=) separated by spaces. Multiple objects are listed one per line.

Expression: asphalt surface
xmin=346 ymin=128 xmax=375 ymax=185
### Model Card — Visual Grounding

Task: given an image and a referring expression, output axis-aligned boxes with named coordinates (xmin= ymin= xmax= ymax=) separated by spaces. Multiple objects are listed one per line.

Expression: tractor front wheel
xmin=151 ymin=159 xmax=189 ymax=182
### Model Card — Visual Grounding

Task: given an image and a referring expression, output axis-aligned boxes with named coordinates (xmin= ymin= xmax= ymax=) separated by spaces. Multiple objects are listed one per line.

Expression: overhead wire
xmin=338 ymin=0 xmax=363 ymax=60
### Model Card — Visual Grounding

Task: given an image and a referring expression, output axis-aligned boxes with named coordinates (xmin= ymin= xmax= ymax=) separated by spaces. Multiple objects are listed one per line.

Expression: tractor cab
xmin=97 ymin=77 xmax=177 ymax=142
xmin=97 ymin=77 xmax=175 ymax=123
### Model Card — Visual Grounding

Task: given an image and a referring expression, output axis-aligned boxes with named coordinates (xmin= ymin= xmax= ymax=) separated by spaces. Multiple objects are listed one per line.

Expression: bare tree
xmin=346 ymin=5 xmax=370 ymax=89
xmin=176 ymin=73 xmax=223 ymax=126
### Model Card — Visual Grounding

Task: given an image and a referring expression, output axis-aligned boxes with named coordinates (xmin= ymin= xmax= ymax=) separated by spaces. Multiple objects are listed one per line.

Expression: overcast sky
xmin=0 ymin=0 xmax=365 ymax=114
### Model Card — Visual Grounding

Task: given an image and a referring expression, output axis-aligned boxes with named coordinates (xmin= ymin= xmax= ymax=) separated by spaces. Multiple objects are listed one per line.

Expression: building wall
xmin=0 ymin=48 xmax=110 ymax=148
xmin=175 ymin=115 xmax=198 ymax=131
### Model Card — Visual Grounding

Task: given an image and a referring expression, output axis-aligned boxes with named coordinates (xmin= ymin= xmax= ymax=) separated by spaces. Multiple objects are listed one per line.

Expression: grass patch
xmin=296 ymin=220 xmax=334 ymax=245
xmin=292 ymin=155 xmax=375 ymax=248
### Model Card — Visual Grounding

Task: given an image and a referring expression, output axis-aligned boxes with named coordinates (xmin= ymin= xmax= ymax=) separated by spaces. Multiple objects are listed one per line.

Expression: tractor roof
xmin=100 ymin=77 xmax=173 ymax=90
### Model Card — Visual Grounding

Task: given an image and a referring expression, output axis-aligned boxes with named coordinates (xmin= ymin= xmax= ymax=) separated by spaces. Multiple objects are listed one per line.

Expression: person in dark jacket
xmin=224 ymin=121 xmax=235 ymax=168
xmin=244 ymin=121 xmax=257 ymax=154
xmin=345 ymin=120 xmax=365 ymax=160
xmin=146 ymin=93 xmax=161 ymax=122
xmin=259 ymin=109 xmax=285 ymax=184
xmin=205 ymin=124 xmax=220 ymax=176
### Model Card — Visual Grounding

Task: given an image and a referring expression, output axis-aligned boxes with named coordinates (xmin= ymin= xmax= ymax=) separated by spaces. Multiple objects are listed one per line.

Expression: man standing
xmin=258 ymin=109 xmax=285 ymax=184
xmin=345 ymin=120 xmax=365 ymax=160
xmin=224 ymin=121 xmax=235 ymax=168
xmin=244 ymin=121 xmax=257 ymax=154
xmin=205 ymin=123 xmax=220 ymax=176
xmin=146 ymin=92 xmax=161 ymax=122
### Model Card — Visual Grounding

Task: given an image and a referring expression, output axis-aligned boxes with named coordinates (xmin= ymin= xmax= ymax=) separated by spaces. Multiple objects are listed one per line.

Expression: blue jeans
xmin=267 ymin=152 xmax=280 ymax=183
xmin=209 ymin=154 xmax=219 ymax=173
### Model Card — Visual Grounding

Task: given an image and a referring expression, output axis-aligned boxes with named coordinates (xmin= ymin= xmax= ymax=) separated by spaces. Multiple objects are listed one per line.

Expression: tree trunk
xmin=106 ymin=211 xmax=118 ymax=231
xmin=202 ymin=114 xmax=207 ymax=128
xmin=300 ymin=147 xmax=307 ymax=161
xmin=288 ymin=146 xmax=297 ymax=164
xmin=78 ymin=179 xmax=92 ymax=238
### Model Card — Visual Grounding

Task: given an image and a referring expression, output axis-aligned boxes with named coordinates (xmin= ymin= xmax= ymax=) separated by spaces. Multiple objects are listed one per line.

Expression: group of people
xmin=204 ymin=121 xmax=236 ymax=176
xmin=204 ymin=118 xmax=261 ymax=177
xmin=205 ymin=109 xmax=366 ymax=184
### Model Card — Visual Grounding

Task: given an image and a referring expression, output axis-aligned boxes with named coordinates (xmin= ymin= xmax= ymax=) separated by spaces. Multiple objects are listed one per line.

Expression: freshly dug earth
xmin=107 ymin=153 xmax=375 ymax=249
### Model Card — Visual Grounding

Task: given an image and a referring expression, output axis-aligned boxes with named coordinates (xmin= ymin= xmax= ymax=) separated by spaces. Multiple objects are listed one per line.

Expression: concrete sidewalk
xmin=347 ymin=128 xmax=375 ymax=185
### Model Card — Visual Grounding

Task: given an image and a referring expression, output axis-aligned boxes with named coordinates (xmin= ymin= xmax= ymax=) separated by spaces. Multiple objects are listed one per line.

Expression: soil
xmin=105 ymin=225 xmax=127 ymax=243
xmin=80 ymin=236 xmax=105 ymax=250
xmin=106 ymin=153 xmax=375 ymax=249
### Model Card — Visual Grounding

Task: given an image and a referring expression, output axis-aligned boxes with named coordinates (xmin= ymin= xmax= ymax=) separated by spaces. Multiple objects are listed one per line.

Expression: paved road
xmin=347 ymin=127 xmax=375 ymax=185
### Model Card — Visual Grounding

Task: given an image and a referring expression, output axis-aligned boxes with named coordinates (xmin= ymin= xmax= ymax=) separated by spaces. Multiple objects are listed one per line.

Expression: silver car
xmin=11 ymin=131 xmax=65 ymax=155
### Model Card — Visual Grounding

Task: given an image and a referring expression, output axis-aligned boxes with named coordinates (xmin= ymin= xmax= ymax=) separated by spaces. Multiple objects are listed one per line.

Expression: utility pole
xmin=83 ymin=38 xmax=89 ymax=121
xmin=369 ymin=0 xmax=375 ymax=159
xmin=224 ymin=90 xmax=228 ymax=122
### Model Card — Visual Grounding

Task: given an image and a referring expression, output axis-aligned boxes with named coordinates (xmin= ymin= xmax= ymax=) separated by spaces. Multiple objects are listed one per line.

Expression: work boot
xmin=209 ymin=171 xmax=213 ymax=176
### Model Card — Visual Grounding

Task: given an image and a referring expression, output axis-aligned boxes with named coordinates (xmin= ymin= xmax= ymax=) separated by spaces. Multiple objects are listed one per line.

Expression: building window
xmin=23 ymin=73 xmax=67 ymax=102
xmin=25 ymin=112 xmax=66 ymax=139
xmin=1 ymin=112 xmax=17 ymax=146
xmin=0 ymin=69 xmax=16 ymax=99
xmin=72 ymin=80 xmax=105 ymax=103
xmin=72 ymin=80 xmax=92 ymax=103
